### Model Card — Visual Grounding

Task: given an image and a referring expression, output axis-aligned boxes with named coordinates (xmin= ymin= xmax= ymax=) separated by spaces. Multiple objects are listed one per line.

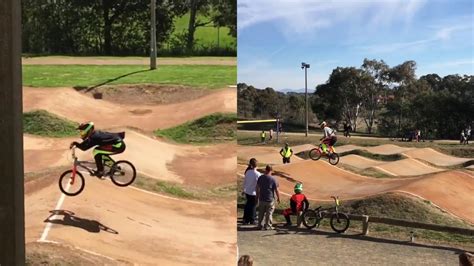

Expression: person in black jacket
xmin=70 ymin=122 xmax=126 ymax=178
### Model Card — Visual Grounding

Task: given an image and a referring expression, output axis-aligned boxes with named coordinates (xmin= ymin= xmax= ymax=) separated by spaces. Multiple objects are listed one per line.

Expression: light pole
xmin=150 ymin=0 xmax=157 ymax=70
xmin=301 ymin=62 xmax=310 ymax=137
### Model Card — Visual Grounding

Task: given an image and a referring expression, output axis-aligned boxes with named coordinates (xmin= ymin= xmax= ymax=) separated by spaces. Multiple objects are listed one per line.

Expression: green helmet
xmin=294 ymin=183 xmax=303 ymax=193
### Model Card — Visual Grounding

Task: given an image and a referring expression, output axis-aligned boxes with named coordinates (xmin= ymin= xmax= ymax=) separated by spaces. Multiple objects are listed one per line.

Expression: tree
xmin=361 ymin=59 xmax=389 ymax=134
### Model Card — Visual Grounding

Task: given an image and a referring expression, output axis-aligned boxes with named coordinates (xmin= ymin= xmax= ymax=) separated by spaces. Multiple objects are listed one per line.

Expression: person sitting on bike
xmin=70 ymin=122 xmax=126 ymax=178
xmin=320 ymin=121 xmax=337 ymax=155
xmin=282 ymin=183 xmax=309 ymax=227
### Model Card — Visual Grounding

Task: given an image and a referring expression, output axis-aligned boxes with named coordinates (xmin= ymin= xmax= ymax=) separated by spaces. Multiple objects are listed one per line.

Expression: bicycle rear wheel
xmin=302 ymin=209 xmax=322 ymax=229
xmin=109 ymin=160 xmax=136 ymax=187
xmin=59 ymin=170 xmax=85 ymax=196
xmin=308 ymin=148 xmax=322 ymax=161
xmin=330 ymin=212 xmax=350 ymax=233
xmin=328 ymin=153 xmax=340 ymax=165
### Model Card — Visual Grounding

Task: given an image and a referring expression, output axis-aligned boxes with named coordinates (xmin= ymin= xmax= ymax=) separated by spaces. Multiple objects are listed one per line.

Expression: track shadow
xmin=272 ymin=170 xmax=300 ymax=183
xmin=44 ymin=209 xmax=118 ymax=234
xmin=73 ymin=69 xmax=151 ymax=92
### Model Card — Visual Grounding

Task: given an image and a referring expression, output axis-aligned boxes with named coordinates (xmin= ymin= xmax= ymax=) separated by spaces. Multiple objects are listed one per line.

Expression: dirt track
xmin=23 ymin=87 xmax=236 ymax=131
xmin=272 ymin=160 xmax=474 ymax=224
xmin=23 ymin=56 xmax=236 ymax=66
xmin=25 ymin=176 xmax=236 ymax=265
xmin=24 ymin=83 xmax=237 ymax=263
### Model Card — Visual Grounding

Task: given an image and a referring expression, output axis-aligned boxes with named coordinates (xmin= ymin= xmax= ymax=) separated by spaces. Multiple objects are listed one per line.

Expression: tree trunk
xmin=103 ymin=2 xmax=112 ymax=55
xmin=187 ymin=0 xmax=198 ymax=52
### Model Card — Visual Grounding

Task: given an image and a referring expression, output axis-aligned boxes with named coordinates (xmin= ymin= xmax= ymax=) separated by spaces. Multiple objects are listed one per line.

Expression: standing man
xmin=260 ymin=130 xmax=266 ymax=143
xmin=279 ymin=142 xmax=293 ymax=164
xmin=269 ymin=128 xmax=273 ymax=141
xmin=256 ymin=165 xmax=280 ymax=230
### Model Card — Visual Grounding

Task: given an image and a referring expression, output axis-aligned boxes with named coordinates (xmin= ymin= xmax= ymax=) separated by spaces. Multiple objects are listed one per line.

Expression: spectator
xmin=256 ymin=165 xmax=280 ymax=230
xmin=282 ymin=183 xmax=309 ymax=227
xmin=343 ymin=122 xmax=351 ymax=137
xmin=279 ymin=142 xmax=293 ymax=164
xmin=461 ymin=130 xmax=466 ymax=144
xmin=260 ymin=130 xmax=266 ymax=143
xmin=466 ymin=126 xmax=471 ymax=145
xmin=242 ymin=158 xmax=261 ymax=225
xmin=238 ymin=255 xmax=254 ymax=266
xmin=269 ymin=128 xmax=273 ymax=141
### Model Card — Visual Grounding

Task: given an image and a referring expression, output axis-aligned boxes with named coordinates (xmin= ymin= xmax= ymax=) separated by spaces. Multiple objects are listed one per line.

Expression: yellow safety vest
xmin=261 ymin=132 xmax=266 ymax=138
xmin=281 ymin=147 xmax=292 ymax=158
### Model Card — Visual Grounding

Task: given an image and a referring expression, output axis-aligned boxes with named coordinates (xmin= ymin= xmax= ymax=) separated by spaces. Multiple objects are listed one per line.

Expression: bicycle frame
xmin=318 ymin=142 xmax=336 ymax=155
xmin=69 ymin=147 xmax=114 ymax=184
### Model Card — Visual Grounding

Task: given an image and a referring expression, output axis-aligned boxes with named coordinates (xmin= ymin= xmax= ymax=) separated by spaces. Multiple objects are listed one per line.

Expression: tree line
xmin=22 ymin=0 xmax=236 ymax=56
xmin=239 ymin=59 xmax=474 ymax=139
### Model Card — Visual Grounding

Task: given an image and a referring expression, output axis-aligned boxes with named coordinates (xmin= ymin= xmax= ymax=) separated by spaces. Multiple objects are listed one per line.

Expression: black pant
xmin=243 ymin=194 xmax=257 ymax=224
xmin=94 ymin=142 xmax=126 ymax=172
xmin=282 ymin=157 xmax=290 ymax=164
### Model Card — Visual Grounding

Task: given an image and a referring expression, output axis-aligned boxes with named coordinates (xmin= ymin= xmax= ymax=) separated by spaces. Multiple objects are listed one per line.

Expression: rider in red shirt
xmin=283 ymin=183 xmax=309 ymax=226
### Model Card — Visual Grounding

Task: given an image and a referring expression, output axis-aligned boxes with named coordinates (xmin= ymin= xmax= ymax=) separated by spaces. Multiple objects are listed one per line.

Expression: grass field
xmin=155 ymin=113 xmax=237 ymax=144
xmin=23 ymin=65 xmax=236 ymax=89
xmin=23 ymin=110 xmax=77 ymax=137
xmin=171 ymin=13 xmax=236 ymax=49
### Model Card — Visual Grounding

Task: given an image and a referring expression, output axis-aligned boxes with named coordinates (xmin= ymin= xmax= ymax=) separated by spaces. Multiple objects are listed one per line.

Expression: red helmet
xmin=77 ymin=122 xmax=94 ymax=139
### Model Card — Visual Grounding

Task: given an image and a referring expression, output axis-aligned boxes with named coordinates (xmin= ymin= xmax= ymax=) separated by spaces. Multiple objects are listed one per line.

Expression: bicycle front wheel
xmin=302 ymin=210 xmax=322 ymax=229
xmin=59 ymin=170 xmax=85 ymax=196
xmin=308 ymin=148 xmax=322 ymax=161
xmin=109 ymin=160 xmax=136 ymax=187
xmin=330 ymin=212 xmax=350 ymax=233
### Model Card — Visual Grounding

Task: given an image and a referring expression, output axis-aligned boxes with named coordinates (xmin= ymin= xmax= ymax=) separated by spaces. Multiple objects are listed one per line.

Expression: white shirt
xmin=243 ymin=168 xmax=261 ymax=196
xmin=324 ymin=126 xmax=336 ymax=138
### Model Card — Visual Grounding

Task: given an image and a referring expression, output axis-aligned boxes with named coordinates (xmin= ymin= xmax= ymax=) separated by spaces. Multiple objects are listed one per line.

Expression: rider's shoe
xmin=93 ymin=170 xmax=105 ymax=179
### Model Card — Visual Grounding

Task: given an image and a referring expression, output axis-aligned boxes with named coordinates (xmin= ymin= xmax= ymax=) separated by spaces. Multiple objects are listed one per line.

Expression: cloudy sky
xmin=237 ymin=0 xmax=474 ymax=91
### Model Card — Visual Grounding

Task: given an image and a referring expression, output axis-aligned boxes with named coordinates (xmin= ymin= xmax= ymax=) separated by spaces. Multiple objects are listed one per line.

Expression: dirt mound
xmin=336 ymin=144 xmax=364 ymax=153
xmin=365 ymin=144 xmax=413 ymax=155
xmin=373 ymin=158 xmax=444 ymax=176
xmin=340 ymin=154 xmax=383 ymax=169
xmin=272 ymin=160 xmax=474 ymax=223
xmin=79 ymin=84 xmax=210 ymax=106
xmin=25 ymin=176 xmax=236 ymax=264
xmin=23 ymin=87 xmax=236 ymax=132
xmin=404 ymin=148 xmax=472 ymax=167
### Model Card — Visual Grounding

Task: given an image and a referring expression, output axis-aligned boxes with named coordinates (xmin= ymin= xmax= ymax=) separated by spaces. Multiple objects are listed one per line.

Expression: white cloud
xmin=238 ymin=0 xmax=427 ymax=39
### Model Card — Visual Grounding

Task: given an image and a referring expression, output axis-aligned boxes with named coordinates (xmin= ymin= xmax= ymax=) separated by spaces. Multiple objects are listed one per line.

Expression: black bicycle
xmin=59 ymin=147 xmax=136 ymax=196
xmin=302 ymin=196 xmax=350 ymax=233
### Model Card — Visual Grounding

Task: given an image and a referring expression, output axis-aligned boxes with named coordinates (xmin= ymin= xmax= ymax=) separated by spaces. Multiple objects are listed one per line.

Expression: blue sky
xmin=237 ymin=0 xmax=474 ymax=91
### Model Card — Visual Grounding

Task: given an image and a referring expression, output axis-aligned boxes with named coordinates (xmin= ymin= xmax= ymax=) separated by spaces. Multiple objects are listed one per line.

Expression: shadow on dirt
xmin=44 ymin=209 xmax=119 ymax=234
xmin=73 ymin=69 xmax=151 ymax=92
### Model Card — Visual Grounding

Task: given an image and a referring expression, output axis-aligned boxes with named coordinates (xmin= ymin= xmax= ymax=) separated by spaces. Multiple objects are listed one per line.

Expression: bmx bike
xmin=302 ymin=196 xmax=350 ymax=233
xmin=308 ymin=142 xmax=340 ymax=165
xmin=58 ymin=147 xmax=137 ymax=196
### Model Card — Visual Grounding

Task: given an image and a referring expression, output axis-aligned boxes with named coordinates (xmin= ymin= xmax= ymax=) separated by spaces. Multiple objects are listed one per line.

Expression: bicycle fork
xmin=70 ymin=163 xmax=77 ymax=185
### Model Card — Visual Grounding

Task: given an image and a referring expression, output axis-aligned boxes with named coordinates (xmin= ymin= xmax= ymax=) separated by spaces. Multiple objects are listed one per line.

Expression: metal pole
xmin=0 ymin=0 xmax=25 ymax=264
xmin=150 ymin=0 xmax=157 ymax=70
xmin=305 ymin=67 xmax=308 ymax=137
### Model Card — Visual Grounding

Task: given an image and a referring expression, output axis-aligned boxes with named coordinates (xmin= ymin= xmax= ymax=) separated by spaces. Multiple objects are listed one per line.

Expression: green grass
xmin=23 ymin=65 xmax=236 ymax=89
xmin=23 ymin=110 xmax=78 ymax=137
xmin=133 ymin=175 xmax=199 ymax=199
xmin=171 ymin=13 xmax=236 ymax=48
xmin=155 ymin=113 xmax=237 ymax=144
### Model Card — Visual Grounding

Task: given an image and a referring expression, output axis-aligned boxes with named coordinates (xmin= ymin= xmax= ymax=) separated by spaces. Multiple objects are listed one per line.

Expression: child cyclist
xmin=283 ymin=183 xmax=309 ymax=226
xmin=320 ymin=121 xmax=337 ymax=155
xmin=70 ymin=122 xmax=126 ymax=178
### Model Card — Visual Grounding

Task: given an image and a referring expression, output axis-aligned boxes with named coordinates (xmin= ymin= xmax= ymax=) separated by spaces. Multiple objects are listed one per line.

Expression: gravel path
xmin=238 ymin=225 xmax=467 ymax=265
